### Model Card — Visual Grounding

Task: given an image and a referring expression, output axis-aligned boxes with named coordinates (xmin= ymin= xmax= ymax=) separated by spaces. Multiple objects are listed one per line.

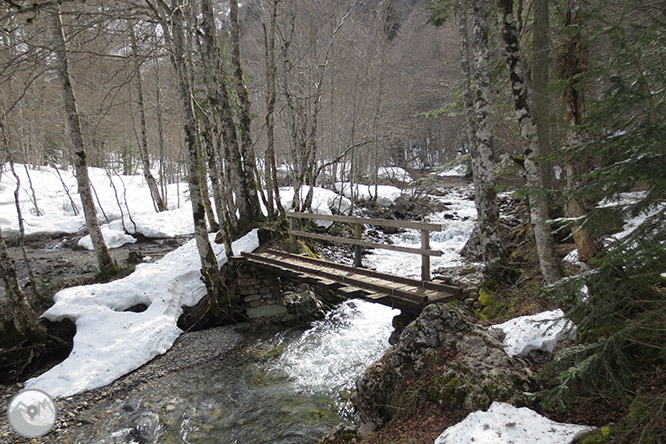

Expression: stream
xmin=56 ymin=186 xmax=476 ymax=444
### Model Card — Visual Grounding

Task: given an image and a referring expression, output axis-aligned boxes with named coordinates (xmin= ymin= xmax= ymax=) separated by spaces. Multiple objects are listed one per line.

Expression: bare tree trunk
xmin=129 ymin=22 xmax=166 ymax=212
xmin=498 ymin=0 xmax=562 ymax=283
xmin=229 ymin=0 xmax=261 ymax=220
xmin=557 ymin=0 xmax=597 ymax=262
xmin=457 ymin=0 xmax=476 ymax=168
xmin=1 ymin=122 xmax=42 ymax=300
xmin=263 ymin=0 xmax=283 ymax=219
xmin=198 ymin=0 xmax=252 ymax=229
xmin=154 ymin=57 xmax=168 ymax=207
xmin=199 ymin=111 xmax=233 ymax=255
xmin=51 ymin=4 xmax=117 ymax=277
xmin=167 ymin=0 xmax=224 ymax=297
xmin=0 ymin=227 xmax=46 ymax=341
xmin=470 ymin=0 xmax=504 ymax=270
xmin=532 ymin=0 xmax=553 ymax=191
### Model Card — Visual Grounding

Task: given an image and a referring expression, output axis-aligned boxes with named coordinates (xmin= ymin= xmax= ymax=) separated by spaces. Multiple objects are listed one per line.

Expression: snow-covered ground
xmin=277 ymin=185 xmax=352 ymax=227
xmin=26 ymin=230 xmax=259 ymax=399
xmin=0 ymin=164 xmax=194 ymax=243
xmin=434 ymin=164 xmax=467 ymax=177
xmin=435 ymin=402 xmax=594 ymax=444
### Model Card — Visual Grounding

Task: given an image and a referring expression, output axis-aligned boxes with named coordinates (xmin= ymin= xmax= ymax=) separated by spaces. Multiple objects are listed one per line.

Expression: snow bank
xmin=25 ymin=230 xmax=259 ymax=399
xmin=434 ymin=402 xmax=594 ymax=444
xmin=493 ymin=309 xmax=575 ymax=357
xmin=279 ymin=185 xmax=351 ymax=228
xmin=377 ymin=166 xmax=412 ymax=183
xmin=334 ymin=182 xmax=402 ymax=208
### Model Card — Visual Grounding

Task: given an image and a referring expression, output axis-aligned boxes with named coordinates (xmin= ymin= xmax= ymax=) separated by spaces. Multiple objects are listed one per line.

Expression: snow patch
xmin=334 ymin=182 xmax=402 ymax=208
xmin=436 ymin=164 xmax=467 ymax=177
xmin=434 ymin=402 xmax=595 ymax=444
xmin=493 ymin=309 xmax=575 ymax=357
xmin=25 ymin=230 xmax=260 ymax=399
xmin=278 ymin=186 xmax=351 ymax=228
xmin=77 ymin=225 xmax=136 ymax=250
xmin=377 ymin=166 xmax=412 ymax=183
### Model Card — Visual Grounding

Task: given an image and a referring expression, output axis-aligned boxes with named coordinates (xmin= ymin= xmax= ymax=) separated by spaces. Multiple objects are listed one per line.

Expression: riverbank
xmin=1 ymin=324 xmax=245 ymax=443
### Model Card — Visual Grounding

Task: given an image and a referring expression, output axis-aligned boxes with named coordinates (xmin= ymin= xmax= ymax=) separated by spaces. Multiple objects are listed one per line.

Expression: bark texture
xmin=457 ymin=0 xmax=476 ymax=161
xmin=198 ymin=0 xmax=253 ymax=229
xmin=470 ymin=0 xmax=504 ymax=270
xmin=168 ymin=0 xmax=223 ymax=296
xmin=51 ymin=4 xmax=116 ymax=276
xmin=0 ymin=228 xmax=46 ymax=341
xmin=498 ymin=0 xmax=562 ymax=284
xmin=229 ymin=0 xmax=261 ymax=220
xmin=557 ymin=0 xmax=597 ymax=262
xmin=129 ymin=22 xmax=166 ymax=212
xmin=263 ymin=0 xmax=283 ymax=219
xmin=532 ymin=0 xmax=553 ymax=190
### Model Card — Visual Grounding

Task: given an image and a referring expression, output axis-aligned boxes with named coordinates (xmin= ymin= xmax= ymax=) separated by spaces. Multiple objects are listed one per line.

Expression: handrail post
xmin=421 ymin=229 xmax=430 ymax=281
xmin=354 ymin=223 xmax=362 ymax=267
xmin=289 ymin=216 xmax=296 ymax=253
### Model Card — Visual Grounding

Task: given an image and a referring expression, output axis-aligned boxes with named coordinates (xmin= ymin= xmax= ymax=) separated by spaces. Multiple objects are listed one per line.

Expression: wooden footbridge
xmin=235 ymin=212 xmax=462 ymax=314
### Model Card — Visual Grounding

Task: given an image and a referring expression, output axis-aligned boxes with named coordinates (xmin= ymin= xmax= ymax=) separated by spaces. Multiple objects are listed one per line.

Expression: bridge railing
xmin=286 ymin=211 xmax=443 ymax=281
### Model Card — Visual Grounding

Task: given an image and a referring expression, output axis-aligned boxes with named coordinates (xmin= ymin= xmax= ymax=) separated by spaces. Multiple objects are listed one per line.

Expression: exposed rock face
xmin=351 ymin=303 xmax=530 ymax=436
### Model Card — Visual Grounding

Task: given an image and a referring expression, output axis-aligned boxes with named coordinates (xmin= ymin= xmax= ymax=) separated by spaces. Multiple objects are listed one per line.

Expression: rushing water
xmin=66 ymin=188 xmax=475 ymax=444
xmin=74 ymin=300 xmax=397 ymax=444
xmin=364 ymin=188 xmax=477 ymax=278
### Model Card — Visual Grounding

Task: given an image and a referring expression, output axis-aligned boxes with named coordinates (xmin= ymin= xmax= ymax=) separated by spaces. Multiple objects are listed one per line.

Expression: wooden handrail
xmin=287 ymin=211 xmax=442 ymax=281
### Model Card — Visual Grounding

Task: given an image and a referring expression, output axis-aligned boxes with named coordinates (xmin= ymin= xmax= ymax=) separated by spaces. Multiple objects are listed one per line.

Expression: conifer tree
xmin=539 ymin=2 xmax=666 ymax=438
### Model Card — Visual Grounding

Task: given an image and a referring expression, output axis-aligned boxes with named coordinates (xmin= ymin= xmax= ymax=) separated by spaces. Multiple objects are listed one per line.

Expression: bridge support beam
xmin=421 ymin=230 xmax=431 ymax=281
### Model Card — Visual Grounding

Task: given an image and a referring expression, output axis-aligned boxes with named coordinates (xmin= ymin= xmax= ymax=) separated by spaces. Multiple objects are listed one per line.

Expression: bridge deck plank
xmin=235 ymin=251 xmax=461 ymax=312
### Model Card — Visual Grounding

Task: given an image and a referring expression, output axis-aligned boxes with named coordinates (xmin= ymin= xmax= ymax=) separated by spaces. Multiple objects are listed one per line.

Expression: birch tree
xmin=497 ymin=0 xmax=561 ymax=283
xmin=128 ymin=21 xmax=167 ymax=212
xmin=470 ymin=0 xmax=504 ymax=270
xmin=147 ymin=0 xmax=225 ymax=298
xmin=229 ymin=0 xmax=261 ymax=220
xmin=51 ymin=3 xmax=117 ymax=277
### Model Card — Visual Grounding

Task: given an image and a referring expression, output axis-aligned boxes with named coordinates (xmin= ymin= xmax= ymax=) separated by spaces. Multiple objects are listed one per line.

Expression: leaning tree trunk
xmin=557 ymin=0 xmax=597 ymax=262
xmin=0 ymin=227 xmax=46 ymax=341
xmin=129 ymin=22 xmax=166 ymax=212
xmin=498 ymin=0 xmax=562 ymax=284
xmin=470 ymin=0 xmax=504 ymax=271
xmin=51 ymin=4 xmax=117 ymax=277
xmin=169 ymin=0 xmax=224 ymax=297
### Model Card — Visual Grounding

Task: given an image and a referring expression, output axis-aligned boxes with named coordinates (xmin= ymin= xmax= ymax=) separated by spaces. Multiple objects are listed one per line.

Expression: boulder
xmin=351 ymin=303 xmax=531 ymax=436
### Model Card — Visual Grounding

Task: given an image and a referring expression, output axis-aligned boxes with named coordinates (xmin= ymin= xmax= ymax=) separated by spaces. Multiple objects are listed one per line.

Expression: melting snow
xmin=25 ymin=230 xmax=259 ymax=399
xmin=434 ymin=402 xmax=595 ymax=444
xmin=493 ymin=309 xmax=575 ymax=357
xmin=377 ymin=166 xmax=413 ymax=183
